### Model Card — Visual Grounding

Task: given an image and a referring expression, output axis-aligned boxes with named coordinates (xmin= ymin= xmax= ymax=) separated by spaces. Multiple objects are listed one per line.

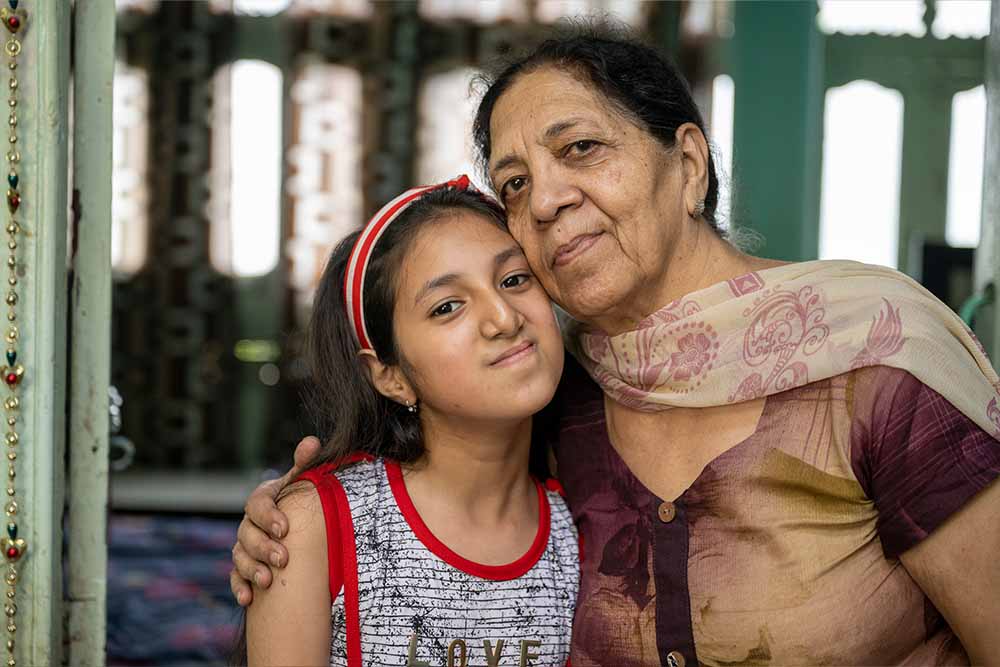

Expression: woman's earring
xmin=692 ymin=198 xmax=706 ymax=218
xmin=406 ymin=400 xmax=418 ymax=414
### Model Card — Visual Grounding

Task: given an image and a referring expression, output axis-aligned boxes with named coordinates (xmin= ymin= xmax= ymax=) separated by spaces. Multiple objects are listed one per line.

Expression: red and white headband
xmin=344 ymin=175 xmax=475 ymax=351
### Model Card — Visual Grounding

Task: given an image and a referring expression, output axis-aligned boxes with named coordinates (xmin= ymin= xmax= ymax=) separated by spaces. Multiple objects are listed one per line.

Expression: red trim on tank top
xmin=295 ymin=462 xmax=362 ymax=666
xmin=384 ymin=459 xmax=551 ymax=581
xmin=297 ymin=465 xmax=345 ymax=598
xmin=330 ymin=476 xmax=362 ymax=667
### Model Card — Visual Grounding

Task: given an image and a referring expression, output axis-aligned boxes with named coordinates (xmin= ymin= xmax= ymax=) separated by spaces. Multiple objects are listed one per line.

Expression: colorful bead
xmin=0 ymin=6 xmax=23 ymax=35
xmin=2 ymin=538 xmax=23 ymax=562
xmin=5 ymin=3 xmax=23 ymax=660
xmin=2 ymin=371 xmax=17 ymax=388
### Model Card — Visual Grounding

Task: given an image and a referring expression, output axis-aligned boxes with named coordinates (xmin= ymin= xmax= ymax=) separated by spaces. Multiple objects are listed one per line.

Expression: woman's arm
xmin=900 ymin=478 xmax=1000 ymax=667
xmin=247 ymin=481 xmax=332 ymax=666
xmin=850 ymin=367 xmax=1000 ymax=665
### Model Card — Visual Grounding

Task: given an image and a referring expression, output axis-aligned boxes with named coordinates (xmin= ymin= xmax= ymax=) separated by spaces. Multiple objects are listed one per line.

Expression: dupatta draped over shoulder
xmin=568 ymin=259 xmax=1000 ymax=438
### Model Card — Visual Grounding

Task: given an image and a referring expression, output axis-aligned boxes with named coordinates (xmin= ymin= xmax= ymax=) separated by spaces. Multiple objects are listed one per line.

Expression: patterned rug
xmin=108 ymin=513 xmax=243 ymax=666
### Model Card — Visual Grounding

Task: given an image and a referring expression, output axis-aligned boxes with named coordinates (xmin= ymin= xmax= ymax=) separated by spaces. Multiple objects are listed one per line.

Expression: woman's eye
xmin=501 ymin=176 xmax=527 ymax=201
xmin=501 ymin=274 xmax=531 ymax=289
xmin=431 ymin=301 xmax=460 ymax=317
xmin=566 ymin=140 xmax=598 ymax=156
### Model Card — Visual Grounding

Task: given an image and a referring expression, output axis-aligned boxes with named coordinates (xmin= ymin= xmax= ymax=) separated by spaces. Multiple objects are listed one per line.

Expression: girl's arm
xmin=247 ymin=483 xmax=332 ymax=666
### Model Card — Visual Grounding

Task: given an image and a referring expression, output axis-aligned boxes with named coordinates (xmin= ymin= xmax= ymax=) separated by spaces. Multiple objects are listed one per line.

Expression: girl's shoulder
xmin=276 ymin=480 xmax=326 ymax=538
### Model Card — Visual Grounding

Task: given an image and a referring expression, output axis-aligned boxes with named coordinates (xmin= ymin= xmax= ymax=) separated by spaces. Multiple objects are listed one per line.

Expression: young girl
xmin=245 ymin=177 xmax=579 ymax=666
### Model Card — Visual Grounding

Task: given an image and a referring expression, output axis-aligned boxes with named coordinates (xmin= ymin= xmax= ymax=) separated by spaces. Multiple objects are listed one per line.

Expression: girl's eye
xmin=431 ymin=301 xmax=460 ymax=317
xmin=501 ymin=273 xmax=531 ymax=289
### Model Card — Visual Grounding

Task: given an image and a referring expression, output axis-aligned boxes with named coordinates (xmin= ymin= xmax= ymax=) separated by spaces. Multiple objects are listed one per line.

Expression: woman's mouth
xmin=552 ymin=233 xmax=602 ymax=267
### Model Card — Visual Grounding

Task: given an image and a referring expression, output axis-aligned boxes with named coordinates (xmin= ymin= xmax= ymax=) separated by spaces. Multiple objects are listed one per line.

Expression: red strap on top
xmin=296 ymin=464 xmax=344 ymax=597
xmin=296 ymin=461 xmax=364 ymax=667
xmin=544 ymin=477 xmax=566 ymax=496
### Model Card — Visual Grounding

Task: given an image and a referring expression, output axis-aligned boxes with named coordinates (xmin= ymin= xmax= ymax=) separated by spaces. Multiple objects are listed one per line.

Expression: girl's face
xmin=391 ymin=213 xmax=564 ymax=423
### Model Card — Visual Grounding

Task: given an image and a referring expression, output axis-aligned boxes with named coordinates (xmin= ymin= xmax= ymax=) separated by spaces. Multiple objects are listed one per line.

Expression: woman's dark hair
xmin=472 ymin=23 xmax=723 ymax=233
xmin=304 ymin=185 xmax=508 ymax=468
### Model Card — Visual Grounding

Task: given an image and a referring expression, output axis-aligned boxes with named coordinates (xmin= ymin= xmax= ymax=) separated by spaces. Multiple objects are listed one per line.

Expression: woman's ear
xmin=676 ymin=122 xmax=710 ymax=214
xmin=358 ymin=349 xmax=416 ymax=407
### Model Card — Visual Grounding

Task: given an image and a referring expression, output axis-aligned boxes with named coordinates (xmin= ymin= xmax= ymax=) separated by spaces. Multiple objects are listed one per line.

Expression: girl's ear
xmin=358 ymin=349 xmax=416 ymax=408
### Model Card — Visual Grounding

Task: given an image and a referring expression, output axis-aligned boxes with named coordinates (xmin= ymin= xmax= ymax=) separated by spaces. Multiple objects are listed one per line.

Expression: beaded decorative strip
xmin=0 ymin=1 xmax=25 ymax=665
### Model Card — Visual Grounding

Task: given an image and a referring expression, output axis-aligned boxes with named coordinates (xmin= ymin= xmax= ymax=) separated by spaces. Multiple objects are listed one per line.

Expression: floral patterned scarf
xmin=569 ymin=260 xmax=1000 ymax=438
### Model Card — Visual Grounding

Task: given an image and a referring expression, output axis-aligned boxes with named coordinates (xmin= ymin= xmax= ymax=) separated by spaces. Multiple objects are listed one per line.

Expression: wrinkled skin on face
xmin=488 ymin=66 xmax=715 ymax=334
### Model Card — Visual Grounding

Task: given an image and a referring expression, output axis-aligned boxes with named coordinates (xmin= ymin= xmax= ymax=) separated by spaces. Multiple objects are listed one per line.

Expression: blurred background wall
xmin=101 ymin=1 xmax=995 ymax=664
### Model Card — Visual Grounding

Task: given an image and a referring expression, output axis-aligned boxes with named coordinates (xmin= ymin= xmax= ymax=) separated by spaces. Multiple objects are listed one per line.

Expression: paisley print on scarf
xmin=726 ymin=271 xmax=765 ymax=297
xmin=988 ymin=397 xmax=1000 ymax=435
xmin=850 ymin=298 xmax=905 ymax=369
xmin=581 ymin=300 xmax=719 ymax=409
xmin=670 ymin=333 xmax=714 ymax=381
xmin=572 ymin=259 xmax=1000 ymax=438
xmin=729 ymin=285 xmax=830 ymax=402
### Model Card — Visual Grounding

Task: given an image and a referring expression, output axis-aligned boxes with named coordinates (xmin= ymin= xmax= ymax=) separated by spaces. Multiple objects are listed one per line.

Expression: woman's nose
xmin=529 ymin=168 xmax=582 ymax=224
xmin=480 ymin=294 xmax=524 ymax=339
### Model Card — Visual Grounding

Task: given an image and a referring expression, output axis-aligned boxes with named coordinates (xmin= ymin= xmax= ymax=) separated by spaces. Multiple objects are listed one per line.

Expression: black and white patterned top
xmin=301 ymin=456 xmax=579 ymax=667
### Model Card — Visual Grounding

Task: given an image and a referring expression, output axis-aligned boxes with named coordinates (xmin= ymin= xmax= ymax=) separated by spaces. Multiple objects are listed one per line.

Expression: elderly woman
xmin=230 ymin=30 xmax=1000 ymax=666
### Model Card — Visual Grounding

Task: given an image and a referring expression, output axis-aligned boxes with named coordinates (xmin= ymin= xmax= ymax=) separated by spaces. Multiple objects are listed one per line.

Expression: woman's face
xmin=487 ymin=67 xmax=690 ymax=328
xmin=390 ymin=213 xmax=564 ymax=423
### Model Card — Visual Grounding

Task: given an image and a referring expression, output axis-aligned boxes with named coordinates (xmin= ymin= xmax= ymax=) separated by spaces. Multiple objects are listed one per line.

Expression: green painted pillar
xmin=21 ymin=1 xmax=72 ymax=663
xmin=729 ymin=1 xmax=825 ymax=261
xmin=67 ymin=0 xmax=114 ymax=663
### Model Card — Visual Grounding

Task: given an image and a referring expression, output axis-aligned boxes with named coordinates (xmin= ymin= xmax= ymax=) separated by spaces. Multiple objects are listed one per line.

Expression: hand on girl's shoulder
xmin=247 ymin=480 xmax=332 ymax=666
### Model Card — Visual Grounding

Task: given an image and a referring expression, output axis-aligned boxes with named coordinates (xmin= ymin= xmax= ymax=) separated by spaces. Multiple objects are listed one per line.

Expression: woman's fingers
xmin=235 ymin=513 xmax=288 ymax=577
xmin=287 ymin=436 xmax=322 ymax=482
xmin=249 ymin=436 xmax=321 ymax=540
xmin=229 ymin=435 xmax=321 ymax=608
xmin=230 ymin=565 xmax=253 ymax=607
xmin=245 ymin=476 xmax=292 ymax=541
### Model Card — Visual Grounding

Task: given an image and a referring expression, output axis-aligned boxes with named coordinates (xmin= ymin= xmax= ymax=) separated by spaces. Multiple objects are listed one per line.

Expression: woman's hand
xmin=246 ymin=480 xmax=332 ymax=665
xmin=230 ymin=436 xmax=322 ymax=607
xmin=900 ymin=478 xmax=1000 ymax=666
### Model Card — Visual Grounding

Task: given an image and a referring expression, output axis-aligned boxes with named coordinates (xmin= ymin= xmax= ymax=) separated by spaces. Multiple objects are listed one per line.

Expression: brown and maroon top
xmin=549 ymin=357 xmax=1000 ymax=667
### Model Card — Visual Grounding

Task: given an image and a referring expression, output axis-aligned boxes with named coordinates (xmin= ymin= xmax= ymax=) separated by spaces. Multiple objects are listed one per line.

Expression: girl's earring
xmin=406 ymin=400 xmax=418 ymax=414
